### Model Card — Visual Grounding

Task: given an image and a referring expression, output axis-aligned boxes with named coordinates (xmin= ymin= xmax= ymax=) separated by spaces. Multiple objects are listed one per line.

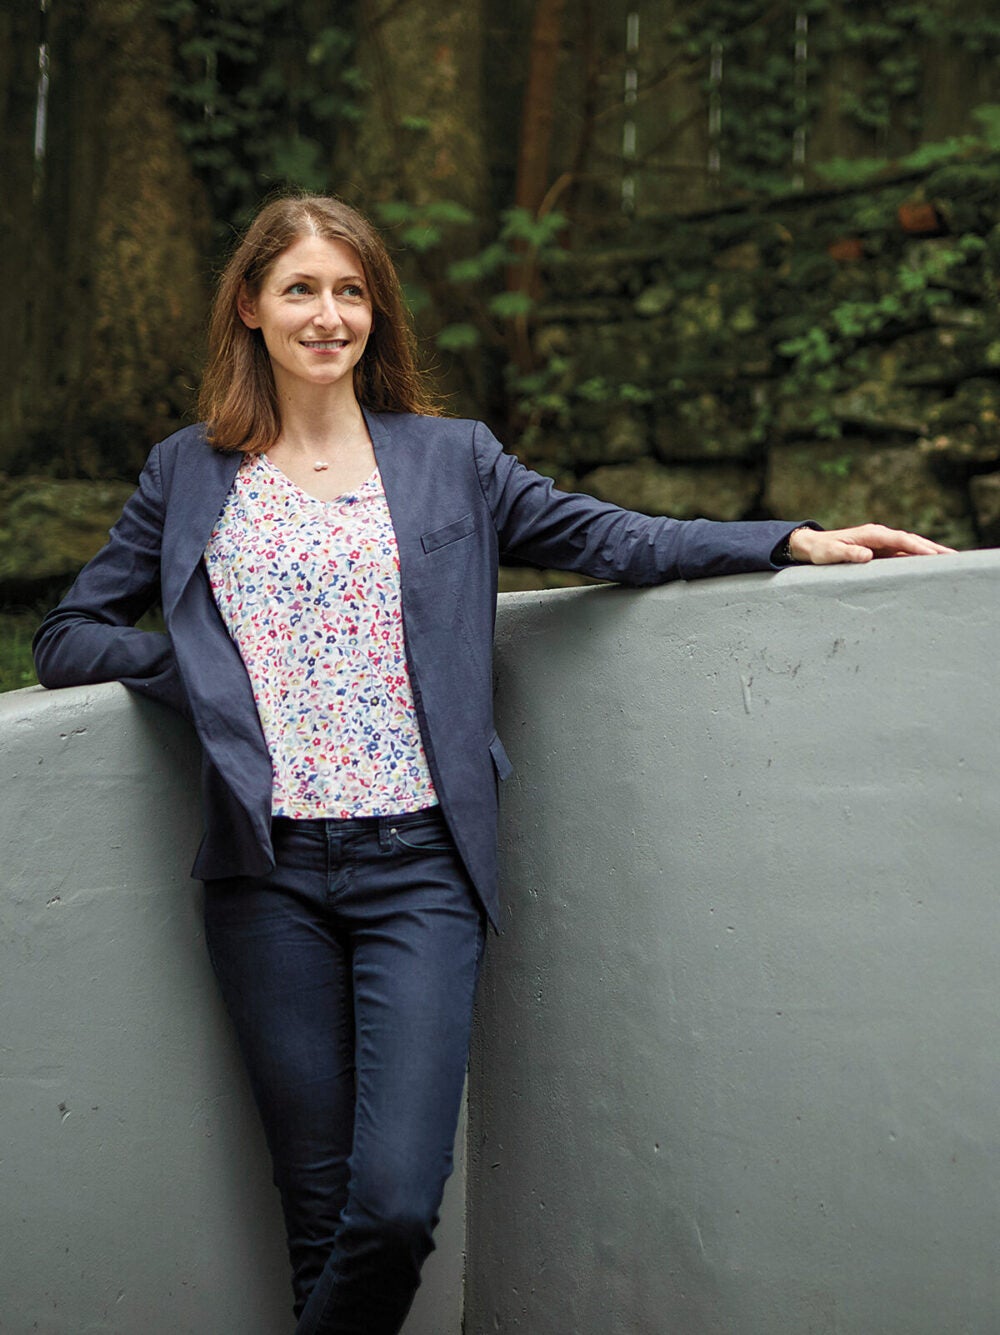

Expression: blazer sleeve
xmin=32 ymin=443 xmax=191 ymax=717
xmin=471 ymin=421 xmax=811 ymax=585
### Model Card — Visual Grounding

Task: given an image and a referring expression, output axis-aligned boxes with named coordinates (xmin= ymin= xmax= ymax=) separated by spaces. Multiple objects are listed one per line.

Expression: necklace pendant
xmin=313 ymin=460 xmax=330 ymax=472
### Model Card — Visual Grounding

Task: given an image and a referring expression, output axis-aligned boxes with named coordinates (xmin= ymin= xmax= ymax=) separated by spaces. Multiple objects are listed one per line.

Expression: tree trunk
xmin=513 ymin=0 xmax=566 ymax=219
xmin=0 ymin=0 xmax=46 ymax=466
xmin=354 ymin=0 xmax=491 ymax=405
xmin=2 ymin=0 xmax=210 ymax=479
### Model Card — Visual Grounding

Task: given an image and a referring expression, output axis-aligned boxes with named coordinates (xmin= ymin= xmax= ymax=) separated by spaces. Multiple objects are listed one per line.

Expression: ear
xmin=237 ymin=284 xmax=261 ymax=330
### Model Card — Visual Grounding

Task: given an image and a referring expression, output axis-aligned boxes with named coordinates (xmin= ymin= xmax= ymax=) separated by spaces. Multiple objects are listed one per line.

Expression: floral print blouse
xmin=204 ymin=453 xmax=437 ymax=818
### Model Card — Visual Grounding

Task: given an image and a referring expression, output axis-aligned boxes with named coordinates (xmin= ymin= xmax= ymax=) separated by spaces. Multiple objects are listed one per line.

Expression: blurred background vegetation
xmin=3 ymin=0 xmax=1000 ymax=689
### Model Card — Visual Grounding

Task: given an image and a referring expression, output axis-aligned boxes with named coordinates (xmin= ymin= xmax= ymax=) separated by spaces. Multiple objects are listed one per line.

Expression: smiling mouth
xmin=301 ymin=339 xmax=348 ymax=350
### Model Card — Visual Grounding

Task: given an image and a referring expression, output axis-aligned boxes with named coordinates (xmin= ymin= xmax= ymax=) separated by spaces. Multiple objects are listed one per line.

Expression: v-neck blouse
xmin=203 ymin=453 xmax=437 ymax=818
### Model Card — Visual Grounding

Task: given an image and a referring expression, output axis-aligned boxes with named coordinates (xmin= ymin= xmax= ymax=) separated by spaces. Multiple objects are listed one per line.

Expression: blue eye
xmin=342 ymin=284 xmax=366 ymax=299
xmin=287 ymin=282 xmax=310 ymax=296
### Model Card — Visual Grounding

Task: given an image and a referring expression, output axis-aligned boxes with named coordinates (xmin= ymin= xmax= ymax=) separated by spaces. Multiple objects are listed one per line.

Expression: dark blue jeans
xmin=203 ymin=806 xmax=485 ymax=1335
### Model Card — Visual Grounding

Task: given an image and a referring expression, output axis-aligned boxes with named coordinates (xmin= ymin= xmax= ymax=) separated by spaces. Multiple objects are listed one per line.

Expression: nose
xmin=314 ymin=292 xmax=342 ymax=328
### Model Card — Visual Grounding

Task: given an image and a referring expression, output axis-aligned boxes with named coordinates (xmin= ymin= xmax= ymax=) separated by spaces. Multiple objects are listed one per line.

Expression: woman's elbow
xmin=32 ymin=620 xmax=79 ymax=689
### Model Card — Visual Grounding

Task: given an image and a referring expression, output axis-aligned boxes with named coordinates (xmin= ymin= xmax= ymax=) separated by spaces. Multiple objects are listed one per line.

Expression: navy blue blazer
xmin=33 ymin=411 xmax=801 ymax=926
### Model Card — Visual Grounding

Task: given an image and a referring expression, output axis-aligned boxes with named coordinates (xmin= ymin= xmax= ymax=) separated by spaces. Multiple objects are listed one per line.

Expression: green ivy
xmin=666 ymin=1 xmax=1000 ymax=194
xmin=814 ymin=103 xmax=1000 ymax=188
xmin=375 ymin=201 xmax=568 ymax=354
xmin=837 ymin=6 xmax=1000 ymax=138
xmin=158 ymin=0 xmax=360 ymax=239
xmin=776 ymin=236 xmax=989 ymax=436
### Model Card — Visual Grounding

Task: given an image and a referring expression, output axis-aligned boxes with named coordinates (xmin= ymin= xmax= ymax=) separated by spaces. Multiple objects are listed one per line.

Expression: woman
xmin=33 ymin=194 xmax=953 ymax=1334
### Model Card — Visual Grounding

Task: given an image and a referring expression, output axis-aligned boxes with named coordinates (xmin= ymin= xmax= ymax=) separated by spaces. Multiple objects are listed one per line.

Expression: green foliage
xmin=151 ymin=0 xmax=1000 ymax=464
xmin=158 ymin=0 xmax=359 ymax=236
xmin=666 ymin=0 xmax=819 ymax=191
xmin=777 ymin=236 xmax=988 ymax=436
xmin=814 ymin=103 xmax=1000 ymax=187
xmin=497 ymin=209 xmax=569 ymax=250
xmin=504 ymin=364 xmax=654 ymax=446
xmin=0 ymin=610 xmax=40 ymax=692
xmin=666 ymin=2 xmax=1000 ymax=195
xmin=378 ymin=200 xmax=477 ymax=254
xmin=375 ymin=200 xmax=568 ymax=366
xmin=817 ymin=454 xmax=853 ymax=478
xmin=435 ymin=323 xmax=480 ymax=353
xmin=488 ymin=292 xmax=535 ymax=319
xmin=377 ymin=185 xmax=647 ymax=434
xmin=970 ymin=104 xmax=1000 ymax=147
xmin=832 ymin=4 xmax=1000 ymax=139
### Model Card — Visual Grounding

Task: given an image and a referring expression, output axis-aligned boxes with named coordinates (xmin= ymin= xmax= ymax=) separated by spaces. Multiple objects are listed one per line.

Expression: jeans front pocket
xmin=388 ymin=807 xmax=454 ymax=853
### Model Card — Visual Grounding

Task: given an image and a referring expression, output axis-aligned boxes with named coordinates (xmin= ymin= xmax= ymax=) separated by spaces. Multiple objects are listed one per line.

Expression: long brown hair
xmin=198 ymin=194 xmax=442 ymax=452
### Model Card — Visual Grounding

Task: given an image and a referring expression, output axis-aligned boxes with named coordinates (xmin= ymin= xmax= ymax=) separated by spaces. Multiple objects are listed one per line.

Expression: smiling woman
xmin=32 ymin=191 xmax=954 ymax=1335
xmin=236 ymin=237 xmax=372 ymax=397
xmin=236 ymin=235 xmax=377 ymax=498
xmin=197 ymin=195 xmax=441 ymax=463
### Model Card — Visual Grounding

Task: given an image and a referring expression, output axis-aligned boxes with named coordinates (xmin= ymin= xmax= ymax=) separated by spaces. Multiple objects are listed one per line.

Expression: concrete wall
xmin=471 ymin=549 xmax=1000 ymax=1334
xmin=0 ymin=684 xmax=464 ymax=1334
xmin=2 ymin=550 xmax=997 ymax=1333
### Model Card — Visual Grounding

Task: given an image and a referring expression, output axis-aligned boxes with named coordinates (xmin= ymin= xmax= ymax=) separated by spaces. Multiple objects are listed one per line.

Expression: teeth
xmin=304 ymin=340 xmax=345 ymax=349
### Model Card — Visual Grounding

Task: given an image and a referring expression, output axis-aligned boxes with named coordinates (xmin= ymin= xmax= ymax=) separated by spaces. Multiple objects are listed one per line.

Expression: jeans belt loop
xmin=378 ymin=816 xmax=394 ymax=852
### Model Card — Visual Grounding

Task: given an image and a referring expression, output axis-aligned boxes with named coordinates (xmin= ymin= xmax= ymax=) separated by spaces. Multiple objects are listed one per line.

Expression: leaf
xmin=377 ymin=201 xmax=418 ymax=226
xmin=267 ymin=135 xmax=326 ymax=190
xmin=970 ymin=103 xmax=1000 ymax=149
xmin=487 ymin=291 xmax=535 ymax=319
xmin=576 ymin=377 xmax=609 ymax=402
xmin=436 ymin=323 xmax=481 ymax=352
xmin=423 ymin=200 xmax=476 ymax=225
xmin=401 ymin=224 xmax=442 ymax=252
xmin=500 ymin=207 xmax=568 ymax=246
xmin=619 ymin=383 xmax=653 ymax=405
xmin=446 ymin=256 xmax=490 ymax=282
xmin=449 ymin=243 xmax=508 ymax=281
xmin=812 ymin=156 xmax=890 ymax=186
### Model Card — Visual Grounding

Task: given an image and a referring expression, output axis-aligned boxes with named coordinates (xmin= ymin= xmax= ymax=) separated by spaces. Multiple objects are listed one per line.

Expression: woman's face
xmin=238 ymin=234 xmax=373 ymax=401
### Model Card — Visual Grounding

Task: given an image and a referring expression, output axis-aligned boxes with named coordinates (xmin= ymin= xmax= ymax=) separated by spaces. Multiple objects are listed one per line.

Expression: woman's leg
xmin=204 ymin=819 xmax=358 ymax=1316
xmin=294 ymin=807 xmax=485 ymax=1335
xmin=205 ymin=810 xmax=485 ymax=1335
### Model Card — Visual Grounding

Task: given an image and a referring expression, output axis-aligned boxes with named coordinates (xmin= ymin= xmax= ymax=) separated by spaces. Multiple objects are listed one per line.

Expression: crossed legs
xmin=204 ymin=808 xmax=484 ymax=1335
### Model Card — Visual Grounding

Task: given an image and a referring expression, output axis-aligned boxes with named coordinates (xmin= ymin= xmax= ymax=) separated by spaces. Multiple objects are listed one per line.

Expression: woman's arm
xmin=32 ymin=444 xmax=190 ymax=716
xmin=473 ymin=421 xmax=801 ymax=583
xmin=472 ymin=422 xmax=954 ymax=582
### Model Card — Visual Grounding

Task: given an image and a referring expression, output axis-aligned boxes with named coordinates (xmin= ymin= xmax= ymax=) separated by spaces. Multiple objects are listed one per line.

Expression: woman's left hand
xmin=789 ymin=524 xmax=957 ymax=566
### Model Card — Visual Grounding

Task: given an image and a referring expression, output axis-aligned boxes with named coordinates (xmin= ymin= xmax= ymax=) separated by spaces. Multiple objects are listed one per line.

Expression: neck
xmin=274 ymin=388 xmax=367 ymax=458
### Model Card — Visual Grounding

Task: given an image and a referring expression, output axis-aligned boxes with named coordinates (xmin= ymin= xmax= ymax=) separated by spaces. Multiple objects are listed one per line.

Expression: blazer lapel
xmin=366 ymin=408 xmax=424 ymax=593
xmin=162 ymin=445 xmax=243 ymax=614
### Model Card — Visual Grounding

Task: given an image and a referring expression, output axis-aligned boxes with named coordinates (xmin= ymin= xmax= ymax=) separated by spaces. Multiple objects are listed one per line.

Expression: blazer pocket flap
xmin=489 ymin=731 xmax=514 ymax=781
xmin=421 ymin=513 xmax=475 ymax=553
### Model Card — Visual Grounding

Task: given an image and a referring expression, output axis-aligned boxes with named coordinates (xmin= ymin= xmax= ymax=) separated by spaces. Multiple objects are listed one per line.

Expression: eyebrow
xmin=277 ymin=271 xmax=367 ymax=285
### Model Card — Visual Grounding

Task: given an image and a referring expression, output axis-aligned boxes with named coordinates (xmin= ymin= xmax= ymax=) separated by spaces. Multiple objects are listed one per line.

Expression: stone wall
xmin=513 ymin=170 xmax=1000 ymax=564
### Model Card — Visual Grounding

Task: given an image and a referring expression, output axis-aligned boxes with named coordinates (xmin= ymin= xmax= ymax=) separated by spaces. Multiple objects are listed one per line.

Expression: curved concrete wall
xmin=472 ymin=550 xmax=1000 ymax=1334
xmin=0 ymin=684 xmax=464 ymax=1334
xmin=2 ymin=550 xmax=997 ymax=1333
